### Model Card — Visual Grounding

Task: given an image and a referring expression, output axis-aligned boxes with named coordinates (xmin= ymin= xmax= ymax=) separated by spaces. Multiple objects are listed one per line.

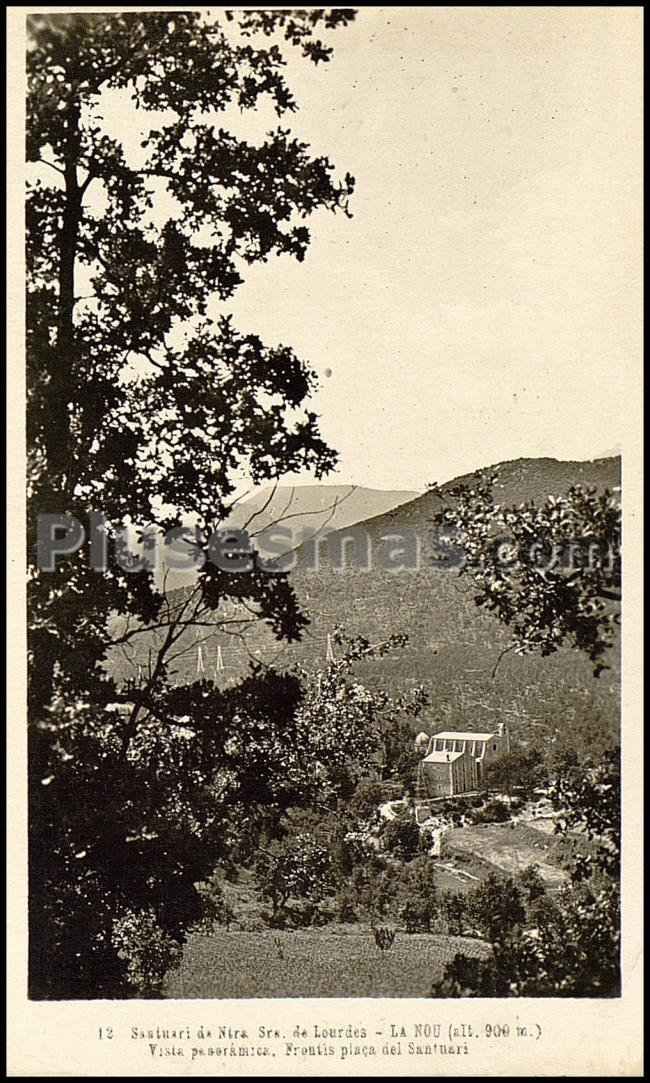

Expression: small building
xmin=416 ymin=723 xmax=510 ymax=797
xmin=414 ymin=731 xmax=430 ymax=753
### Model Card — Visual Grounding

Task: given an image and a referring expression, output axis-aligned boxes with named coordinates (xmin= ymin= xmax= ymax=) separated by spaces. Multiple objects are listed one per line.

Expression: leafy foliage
xmin=348 ymin=780 xmax=395 ymax=822
xmin=381 ymin=814 xmax=421 ymax=862
xmin=441 ymin=891 xmax=469 ymax=936
xmin=379 ymin=715 xmax=423 ymax=791
xmin=484 ymin=747 xmax=547 ymax=797
xmin=254 ymin=833 xmax=335 ymax=921
xmin=429 ymin=472 xmax=621 ymax=674
xmin=466 ymin=874 xmax=526 ymax=944
xmin=397 ymin=856 xmax=439 ymax=933
xmin=112 ymin=908 xmax=182 ymax=997
xmin=516 ymin=864 xmax=547 ymax=904
xmin=471 ymin=798 xmax=512 ymax=824
xmin=550 ymin=746 xmax=620 ymax=880
xmin=193 ymin=872 xmax=235 ymax=933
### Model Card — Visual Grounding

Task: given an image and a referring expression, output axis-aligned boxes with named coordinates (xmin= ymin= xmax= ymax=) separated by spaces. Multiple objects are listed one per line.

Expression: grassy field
xmin=164 ymin=927 xmax=492 ymax=999
xmin=444 ymin=821 xmax=568 ymax=887
xmin=160 ymin=817 xmax=570 ymax=998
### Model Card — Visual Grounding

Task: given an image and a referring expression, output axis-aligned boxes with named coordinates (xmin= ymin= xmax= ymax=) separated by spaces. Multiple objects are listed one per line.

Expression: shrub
xmin=382 ymin=817 xmax=420 ymax=862
xmin=263 ymin=908 xmax=287 ymax=929
xmin=467 ymin=874 xmax=526 ymax=944
xmin=485 ymin=748 xmax=548 ymax=798
xmin=431 ymin=951 xmax=494 ymax=997
xmin=516 ymin=864 xmax=547 ymax=904
xmin=287 ymin=901 xmax=320 ymax=927
xmin=474 ymin=799 xmax=511 ymax=824
xmin=372 ymin=925 xmax=397 ymax=951
xmin=399 ymin=892 xmax=437 ymax=934
xmin=193 ymin=872 xmax=234 ymax=932
xmin=329 ymin=825 xmax=376 ymax=883
xmin=349 ymin=780 xmax=392 ymax=821
xmin=442 ymin=891 xmax=469 ymax=936
xmin=112 ymin=908 xmax=182 ymax=997
xmin=336 ymin=891 xmax=358 ymax=923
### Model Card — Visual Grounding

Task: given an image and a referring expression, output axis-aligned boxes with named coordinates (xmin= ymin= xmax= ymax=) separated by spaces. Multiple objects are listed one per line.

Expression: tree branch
xmin=37 ymin=155 xmax=65 ymax=177
xmin=491 ymin=644 xmax=517 ymax=679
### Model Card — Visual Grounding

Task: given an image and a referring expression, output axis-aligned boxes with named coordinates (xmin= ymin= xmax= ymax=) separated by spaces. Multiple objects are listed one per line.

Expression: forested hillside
xmin=108 ymin=455 xmax=621 ymax=759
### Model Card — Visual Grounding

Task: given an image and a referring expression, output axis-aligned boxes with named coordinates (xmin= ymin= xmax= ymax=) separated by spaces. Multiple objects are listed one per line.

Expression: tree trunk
xmin=48 ymin=97 xmax=82 ymax=491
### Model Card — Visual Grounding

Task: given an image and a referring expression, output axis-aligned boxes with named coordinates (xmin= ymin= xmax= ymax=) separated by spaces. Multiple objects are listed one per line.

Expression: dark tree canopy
xmin=484 ymin=747 xmax=546 ymax=797
xmin=27 ymin=8 xmax=357 ymax=704
xmin=28 ymin=9 xmax=354 ymax=511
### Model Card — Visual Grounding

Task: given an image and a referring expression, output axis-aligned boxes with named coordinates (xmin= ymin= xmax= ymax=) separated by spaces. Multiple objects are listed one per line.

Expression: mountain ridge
xmin=284 ymin=454 xmax=622 ymax=567
xmin=108 ymin=454 xmax=621 ymax=757
xmin=161 ymin=483 xmax=420 ymax=591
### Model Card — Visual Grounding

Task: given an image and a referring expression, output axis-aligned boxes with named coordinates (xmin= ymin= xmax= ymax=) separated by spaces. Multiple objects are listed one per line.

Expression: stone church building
xmin=414 ymin=723 xmax=510 ymax=797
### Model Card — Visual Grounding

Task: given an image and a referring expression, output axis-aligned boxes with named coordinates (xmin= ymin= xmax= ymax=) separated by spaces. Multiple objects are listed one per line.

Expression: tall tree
xmin=26 ymin=9 xmax=356 ymax=997
xmin=484 ymin=747 xmax=546 ymax=797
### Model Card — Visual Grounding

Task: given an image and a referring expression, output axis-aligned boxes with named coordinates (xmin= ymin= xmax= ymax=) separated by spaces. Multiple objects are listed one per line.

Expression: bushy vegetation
xmin=112 ymin=908 xmax=182 ymax=998
xmin=111 ymin=718 xmax=617 ymax=999
xmin=484 ymin=748 xmax=547 ymax=797
xmin=381 ymin=814 xmax=421 ymax=862
xmin=429 ymin=470 xmax=621 ymax=675
xmin=431 ymin=750 xmax=620 ymax=997
xmin=254 ymin=834 xmax=335 ymax=926
xmin=193 ymin=873 xmax=235 ymax=933
xmin=472 ymin=799 xmax=511 ymax=824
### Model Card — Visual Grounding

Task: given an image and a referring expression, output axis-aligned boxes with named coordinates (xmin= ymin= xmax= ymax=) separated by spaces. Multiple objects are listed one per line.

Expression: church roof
xmin=424 ymin=749 xmax=465 ymax=763
xmin=432 ymin=730 xmax=495 ymax=743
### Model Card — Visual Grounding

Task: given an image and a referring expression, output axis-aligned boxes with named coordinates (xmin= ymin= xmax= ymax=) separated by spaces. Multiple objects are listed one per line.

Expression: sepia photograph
xmin=8 ymin=2 xmax=643 ymax=1076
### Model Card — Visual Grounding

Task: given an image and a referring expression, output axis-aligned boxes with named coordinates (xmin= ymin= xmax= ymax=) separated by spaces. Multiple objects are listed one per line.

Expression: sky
xmin=42 ymin=6 xmax=642 ymax=494
xmin=223 ymin=7 xmax=641 ymax=490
